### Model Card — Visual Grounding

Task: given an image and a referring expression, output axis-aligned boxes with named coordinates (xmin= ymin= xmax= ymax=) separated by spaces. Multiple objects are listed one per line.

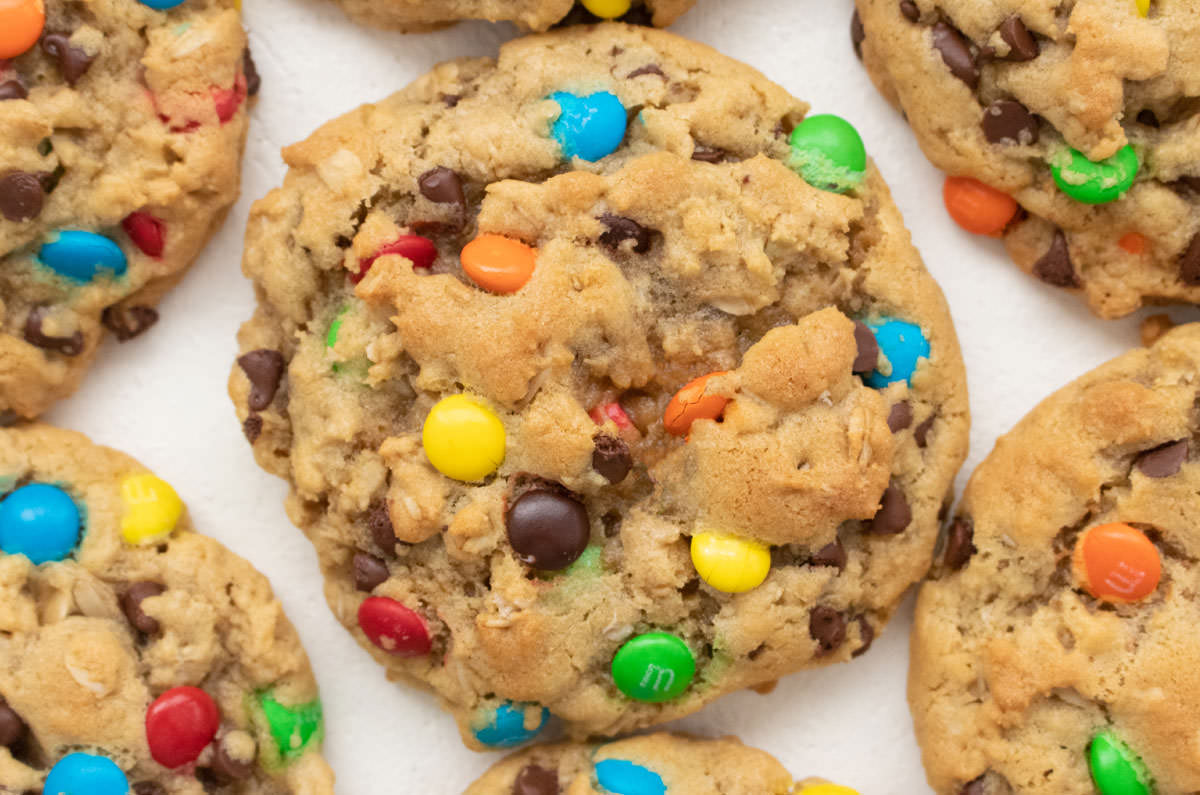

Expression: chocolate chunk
xmin=243 ymin=47 xmax=261 ymax=96
xmin=353 ymin=552 xmax=389 ymax=592
xmin=809 ymin=539 xmax=847 ymax=570
xmin=598 ymin=213 xmax=654 ymax=254
xmin=852 ymin=321 xmax=879 ymax=373
xmin=506 ymin=485 xmax=590 ymax=570
xmin=899 ymin=1 xmax=919 ymax=22
xmin=961 ymin=776 xmax=986 ymax=795
xmin=592 ymin=434 xmax=632 ymax=484
xmin=237 ymin=349 xmax=285 ymax=411
xmin=943 ymin=518 xmax=975 ymax=570
xmin=1181 ymin=234 xmax=1200 ymax=285
xmin=0 ymin=171 xmax=44 ymax=221
xmin=512 ymin=764 xmax=558 ymax=795
xmin=242 ymin=414 xmax=263 ymax=443
xmin=914 ymin=414 xmax=935 ymax=448
xmin=627 ymin=64 xmax=666 ymax=80
xmin=851 ymin=10 xmax=865 ymax=59
xmin=1137 ymin=439 xmax=1188 ymax=478
xmin=1032 ymin=230 xmax=1080 ymax=288
xmin=24 ymin=306 xmax=83 ymax=356
xmin=981 ymin=100 xmax=1038 ymax=145
xmin=691 ymin=145 xmax=727 ymax=163
xmin=809 ymin=606 xmax=846 ymax=655
xmin=888 ymin=401 xmax=913 ymax=432
xmin=209 ymin=736 xmax=255 ymax=782
xmin=133 ymin=783 xmax=166 ymax=795
xmin=121 ymin=581 xmax=166 ymax=635
xmin=870 ymin=485 xmax=912 ymax=535
xmin=0 ymin=701 xmax=25 ymax=748
xmin=0 ymin=81 xmax=27 ymax=100
xmin=1136 ymin=109 xmax=1159 ymax=128
xmin=852 ymin=616 xmax=875 ymax=658
xmin=999 ymin=16 xmax=1039 ymax=61
xmin=101 ymin=305 xmax=159 ymax=341
xmin=931 ymin=23 xmax=979 ymax=89
xmin=367 ymin=501 xmax=397 ymax=555
xmin=418 ymin=167 xmax=465 ymax=207
xmin=42 ymin=34 xmax=95 ymax=87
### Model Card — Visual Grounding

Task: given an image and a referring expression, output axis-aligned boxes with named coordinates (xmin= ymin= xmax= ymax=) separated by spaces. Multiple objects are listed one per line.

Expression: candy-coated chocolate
xmin=943 ymin=176 xmax=1018 ymax=236
xmin=861 ymin=318 xmax=929 ymax=388
xmin=589 ymin=402 xmax=633 ymax=429
xmin=460 ymin=234 xmax=537 ymax=294
xmin=1072 ymin=523 xmax=1161 ymax=603
xmin=325 ymin=306 xmax=349 ymax=350
xmin=580 ymin=0 xmax=631 ymax=17
xmin=0 ymin=0 xmax=45 ymax=59
xmin=122 ymin=211 xmax=166 ymax=258
xmin=690 ymin=531 xmax=770 ymax=593
xmin=594 ymin=758 xmax=667 ymax=795
xmin=611 ymin=632 xmax=695 ymax=702
xmin=1135 ymin=0 xmax=1150 ymax=16
xmin=119 ymin=474 xmax=182 ymax=546
xmin=788 ymin=114 xmax=866 ymax=194
xmin=663 ymin=372 xmax=729 ymax=436
xmin=138 ymin=0 xmax=186 ymax=9
xmin=550 ymin=91 xmax=627 ymax=162
xmin=38 ymin=231 xmax=128 ymax=282
xmin=422 ymin=395 xmax=506 ymax=481
xmin=357 ymin=596 xmax=431 ymax=656
xmin=1089 ymin=730 xmax=1150 ymax=795
xmin=796 ymin=785 xmax=860 ymax=795
xmin=1118 ymin=233 xmax=1146 ymax=255
xmin=472 ymin=702 xmax=548 ymax=747
xmin=0 ymin=483 xmax=81 ymax=564
xmin=354 ymin=235 xmax=436 ymax=283
xmin=1051 ymin=145 xmax=1139 ymax=205
xmin=43 ymin=753 xmax=129 ymax=795
xmin=257 ymin=691 xmax=323 ymax=761
xmin=145 ymin=686 xmax=220 ymax=768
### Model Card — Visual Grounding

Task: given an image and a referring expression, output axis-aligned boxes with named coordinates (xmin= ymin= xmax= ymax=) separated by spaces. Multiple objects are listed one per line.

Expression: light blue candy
xmin=595 ymin=758 xmax=667 ymax=795
xmin=38 ymin=231 xmax=128 ymax=283
xmin=0 ymin=484 xmax=81 ymax=565
xmin=472 ymin=702 xmax=548 ymax=747
xmin=550 ymin=91 xmax=627 ymax=162
xmin=138 ymin=0 xmax=186 ymax=9
xmin=862 ymin=318 xmax=930 ymax=388
xmin=44 ymin=753 xmax=130 ymax=795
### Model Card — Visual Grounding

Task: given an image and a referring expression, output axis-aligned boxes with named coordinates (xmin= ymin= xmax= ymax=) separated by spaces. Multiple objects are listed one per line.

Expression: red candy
xmin=211 ymin=73 xmax=247 ymax=125
xmin=353 ymin=235 xmax=437 ymax=283
xmin=145 ymin=686 xmax=220 ymax=768
xmin=122 ymin=211 xmax=165 ymax=258
xmin=589 ymin=402 xmax=633 ymax=430
xmin=357 ymin=596 xmax=431 ymax=656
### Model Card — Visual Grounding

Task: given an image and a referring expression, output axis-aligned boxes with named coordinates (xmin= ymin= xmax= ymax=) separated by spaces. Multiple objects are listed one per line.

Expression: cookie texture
xmin=328 ymin=0 xmax=692 ymax=33
xmin=231 ymin=24 xmax=968 ymax=748
xmin=0 ymin=423 xmax=333 ymax=794
xmin=911 ymin=323 xmax=1200 ymax=794
xmin=0 ymin=0 xmax=253 ymax=419
xmin=853 ymin=0 xmax=1200 ymax=318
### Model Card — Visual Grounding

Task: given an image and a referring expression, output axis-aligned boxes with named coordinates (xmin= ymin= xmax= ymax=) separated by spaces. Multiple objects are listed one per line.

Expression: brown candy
xmin=1033 ymin=230 xmax=1080 ymax=288
xmin=1180 ymin=233 xmax=1200 ymax=285
xmin=1136 ymin=440 xmax=1188 ymax=478
xmin=852 ymin=320 xmax=880 ymax=373
xmin=506 ymin=483 xmax=590 ymax=571
xmin=353 ymin=552 xmax=389 ymax=592
xmin=42 ymin=33 xmax=95 ymax=87
xmin=870 ymin=485 xmax=912 ymax=534
xmin=238 ymin=349 xmax=285 ymax=411
xmin=888 ymin=401 xmax=913 ymax=432
xmin=981 ymin=100 xmax=1038 ymax=146
xmin=598 ymin=213 xmax=655 ymax=254
xmin=512 ymin=764 xmax=558 ymax=795
xmin=809 ymin=539 xmax=847 ymax=570
xmin=121 ymin=581 xmax=166 ymax=635
xmin=809 ymin=605 xmax=846 ymax=655
xmin=0 ymin=171 xmax=44 ymax=221
xmin=942 ymin=518 xmax=975 ymax=570
xmin=999 ymin=16 xmax=1039 ymax=61
xmin=418 ymin=167 xmax=466 ymax=207
xmin=24 ymin=306 xmax=84 ymax=356
xmin=592 ymin=434 xmax=632 ymax=483
xmin=931 ymin=23 xmax=979 ymax=89
xmin=101 ymin=305 xmax=159 ymax=341
xmin=0 ymin=700 xmax=25 ymax=748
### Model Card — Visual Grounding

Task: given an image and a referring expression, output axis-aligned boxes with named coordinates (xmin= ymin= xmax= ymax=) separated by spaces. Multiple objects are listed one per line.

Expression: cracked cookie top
xmin=230 ymin=24 xmax=968 ymax=748
xmin=326 ymin=0 xmax=693 ymax=34
xmin=911 ymin=323 xmax=1200 ymax=794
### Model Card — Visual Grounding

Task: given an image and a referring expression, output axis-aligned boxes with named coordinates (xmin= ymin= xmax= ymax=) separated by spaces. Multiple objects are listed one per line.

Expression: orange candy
xmin=460 ymin=234 xmax=537 ymax=294
xmin=943 ymin=176 xmax=1019 ymax=237
xmin=1118 ymin=232 xmax=1147 ymax=255
xmin=663 ymin=372 xmax=729 ymax=436
xmin=1072 ymin=522 xmax=1161 ymax=603
xmin=0 ymin=0 xmax=45 ymax=59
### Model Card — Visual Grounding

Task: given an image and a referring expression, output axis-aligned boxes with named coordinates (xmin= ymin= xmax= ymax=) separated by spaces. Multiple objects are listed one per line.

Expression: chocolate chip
xmin=242 ymin=47 xmax=261 ymax=97
xmin=353 ymin=552 xmax=389 ymax=592
xmin=850 ymin=10 xmax=865 ymax=59
xmin=888 ymin=401 xmax=913 ymax=432
xmin=899 ymin=1 xmax=919 ymax=22
xmin=809 ymin=539 xmax=847 ymax=570
xmin=237 ymin=349 xmax=285 ymax=411
xmin=121 ymin=581 xmax=165 ymax=635
xmin=512 ymin=764 xmax=558 ymax=795
xmin=961 ymin=776 xmax=986 ymax=795
xmin=1032 ymin=230 xmax=1080 ymax=288
xmin=809 ymin=606 xmax=846 ymax=655
xmin=42 ymin=34 xmax=95 ymax=87
xmin=418 ymin=167 xmax=465 ymax=207
xmin=207 ymin=738 xmax=254 ymax=782
xmin=133 ymin=783 xmax=166 ymax=795
xmin=627 ymin=64 xmax=666 ymax=80
xmin=598 ymin=213 xmax=654 ymax=254
xmin=1136 ymin=109 xmax=1159 ymax=128
xmin=0 ymin=81 xmax=26 ymax=100
xmin=931 ymin=23 xmax=979 ymax=89
xmin=981 ymin=100 xmax=1038 ymax=146
xmin=1137 ymin=439 xmax=1188 ymax=478
xmin=914 ymin=414 xmax=935 ymax=448
xmin=367 ymin=501 xmax=397 ymax=555
xmin=691 ymin=145 xmax=727 ymax=163
xmin=24 ymin=306 xmax=83 ymax=356
xmin=852 ymin=321 xmax=879 ymax=373
xmin=506 ymin=485 xmax=590 ymax=570
xmin=870 ymin=485 xmax=911 ymax=535
xmin=242 ymin=414 xmax=263 ymax=443
xmin=0 ymin=171 xmax=43 ymax=222
xmin=1180 ymin=234 xmax=1200 ymax=285
xmin=852 ymin=616 xmax=875 ymax=657
xmin=943 ymin=518 xmax=975 ymax=570
xmin=592 ymin=434 xmax=632 ymax=484
xmin=101 ymin=305 xmax=159 ymax=341
xmin=999 ymin=16 xmax=1038 ymax=61
xmin=0 ymin=701 xmax=25 ymax=748
xmin=440 ymin=93 xmax=461 ymax=108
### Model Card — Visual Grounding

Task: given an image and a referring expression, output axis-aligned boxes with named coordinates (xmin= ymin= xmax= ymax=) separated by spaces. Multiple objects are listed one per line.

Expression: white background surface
xmin=42 ymin=0 xmax=1200 ymax=792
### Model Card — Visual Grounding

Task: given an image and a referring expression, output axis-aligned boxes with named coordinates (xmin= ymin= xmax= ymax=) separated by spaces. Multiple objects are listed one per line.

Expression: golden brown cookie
xmin=327 ymin=0 xmax=692 ymax=33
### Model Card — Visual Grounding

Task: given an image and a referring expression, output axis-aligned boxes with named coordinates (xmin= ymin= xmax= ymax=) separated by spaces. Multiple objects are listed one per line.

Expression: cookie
xmin=852 ymin=0 xmax=1200 ymax=319
xmin=910 ymin=323 xmax=1200 ymax=794
xmin=464 ymin=732 xmax=859 ymax=795
xmin=327 ymin=0 xmax=693 ymax=34
xmin=0 ymin=423 xmax=334 ymax=794
xmin=230 ymin=23 xmax=968 ymax=748
xmin=0 ymin=0 xmax=254 ymax=419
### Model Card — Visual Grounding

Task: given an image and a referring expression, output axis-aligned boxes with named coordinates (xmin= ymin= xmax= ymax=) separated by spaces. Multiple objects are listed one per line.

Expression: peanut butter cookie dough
xmin=328 ymin=0 xmax=692 ymax=34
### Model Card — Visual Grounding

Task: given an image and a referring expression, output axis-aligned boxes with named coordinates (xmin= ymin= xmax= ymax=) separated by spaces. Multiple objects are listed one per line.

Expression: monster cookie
xmin=464 ymin=733 xmax=860 ymax=794
xmin=0 ymin=0 xmax=255 ymax=418
xmin=852 ymin=0 xmax=1200 ymax=319
xmin=230 ymin=24 xmax=968 ymax=747
xmin=911 ymin=323 xmax=1200 ymax=794
xmin=327 ymin=0 xmax=692 ymax=34
xmin=0 ymin=423 xmax=333 ymax=794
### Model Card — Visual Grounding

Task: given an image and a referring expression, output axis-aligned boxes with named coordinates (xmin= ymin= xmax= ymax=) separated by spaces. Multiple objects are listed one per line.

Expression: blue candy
xmin=862 ymin=318 xmax=930 ymax=388
xmin=549 ymin=91 xmax=627 ymax=162
xmin=472 ymin=702 xmax=548 ymax=748
xmin=44 ymin=753 xmax=130 ymax=795
xmin=0 ymin=484 xmax=81 ymax=564
xmin=38 ymin=231 xmax=128 ymax=283
xmin=594 ymin=758 xmax=667 ymax=795
xmin=138 ymin=0 xmax=186 ymax=8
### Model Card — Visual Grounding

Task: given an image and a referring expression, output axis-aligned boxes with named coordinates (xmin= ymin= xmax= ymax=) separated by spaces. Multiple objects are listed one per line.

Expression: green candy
xmin=325 ymin=305 xmax=349 ymax=350
xmin=1050 ymin=144 xmax=1139 ymax=204
xmin=254 ymin=691 xmax=323 ymax=765
xmin=566 ymin=544 xmax=603 ymax=576
xmin=611 ymin=631 xmax=695 ymax=703
xmin=787 ymin=114 xmax=867 ymax=194
xmin=1089 ymin=730 xmax=1151 ymax=795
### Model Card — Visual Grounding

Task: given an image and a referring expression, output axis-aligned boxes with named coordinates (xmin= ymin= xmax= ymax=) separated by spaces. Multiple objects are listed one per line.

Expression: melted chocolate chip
xmin=237 ymin=349 xmax=285 ymax=411
xmin=506 ymin=484 xmax=590 ymax=571
xmin=418 ymin=167 xmax=466 ymax=207
xmin=870 ymin=485 xmax=911 ymax=535
xmin=914 ymin=414 xmax=935 ymax=448
xmin=627 ymin=64 xmax=666 ymax=80
xmin=512 ymin=764 xmax=558 ymax=795
xmin=999 ymin=16 xmax=1039 ymax=61
xmin=899 ymin=1 xmax=919 ymax=22
xmin=598 ymin=213 xmax=654 ymax=254
xmin=852 ymin=321 xmax=879 ymax=373
xmin=121 ymin=581 xmax=166 ymax=635
xmin=242 ymin=414 xmax=263 ymax=443
xmin=931 ymin=23 xmax=979 ymax=89
xmin=367 ymin=501 xmax=397 ymax=555
xmin=851 ymin=10 xmax=865 ymax=59
xmin=0 ymin=81 xmax=27 ymax=100
xmin=208 ymin=737 xmax=255 ymax=782
xmin=852 ymin=616 xmax=875 ymax=658
xmin=0 ymin=171 xmax=43 ymax=221
xmin=1180 ymin=234 xmax=1200 ymax=285
xmin=888 ymin=402 xmax=913 ymax=432
xmin=243 ymin=47 xmax=261 ymax=96
xmin=101 ymin=305 xmax=159 ymax=341
xmin=1137 ymin=439 xmax=1188 ymax=478
xmin=981 ymin=100 xmax=1038 ymax=146
xmin=809 ymin=606 xmax=846 ymax=655
xmin=691 ymin=145 xmax=727 ymax=163
xmin=943 ymin=518 xmax=975 ymax=570
xmin=1033 ymin=230 xmax=1080 ymax=288
xmin=353 ymin=552 xmax=389 ymax=592
xmin=0 ymin=701 xmax=25 ymax=748
xmin=24 ymin=306 xmax=83 ymax=356
xmin=42 ymin=34 xmax=95 ymax=87
xmin=592 ymin=434 xmax=632 ymax=484
xmin=809 ymin=539 xmax=847 ymax=570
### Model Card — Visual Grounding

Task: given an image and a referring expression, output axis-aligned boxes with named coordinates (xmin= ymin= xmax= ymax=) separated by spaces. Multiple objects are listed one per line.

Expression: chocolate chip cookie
xmin=328 ymin=0 xmax=692 ymax=33
xmin=0 ymin=423 xmax=333 ymax=794
xmin=230 ymin=23 xmax=968 ymax=749
xmin=853 ymin=0 xmax=1200 ymax=319
xmin=911 ymin=323 xmax=1200 ymax=794
xmin=0 ymin=0 xmax=255 ymax=419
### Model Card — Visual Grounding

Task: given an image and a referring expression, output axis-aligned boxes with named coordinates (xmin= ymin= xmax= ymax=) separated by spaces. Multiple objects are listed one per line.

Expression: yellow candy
xmin=422 ymin=395 xmax=506 ymax=482
xmin=581 ymin=0 xmax=631 ymax=18
xmin=690 ymin=531 xmax=770 ymax=593
xmin=797 ymin=785 xmax=859 ymax=795
xmin=1135 ymin=0 xmax=1150 ymax=15
xmin=120 ymin=474 xmax=183 ymax=546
